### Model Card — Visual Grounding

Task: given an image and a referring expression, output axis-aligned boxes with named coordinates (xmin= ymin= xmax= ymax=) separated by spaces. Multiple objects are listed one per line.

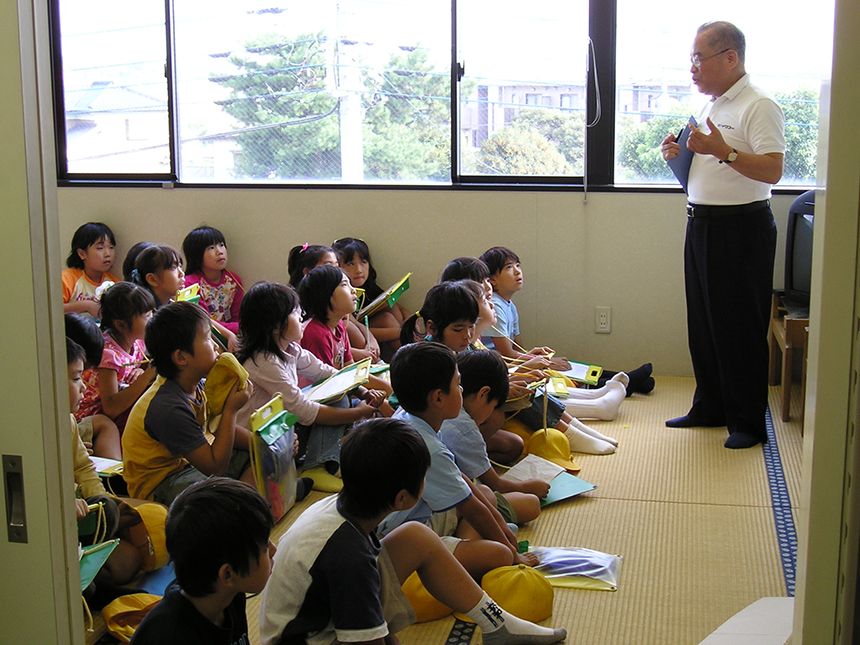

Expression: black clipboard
xmin=667 ymin=116 xmax=697 ymax=195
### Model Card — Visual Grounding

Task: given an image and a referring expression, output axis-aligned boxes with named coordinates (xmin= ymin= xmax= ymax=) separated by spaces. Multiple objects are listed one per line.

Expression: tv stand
xmin=768 ymin=291 xmax=809 ymax=423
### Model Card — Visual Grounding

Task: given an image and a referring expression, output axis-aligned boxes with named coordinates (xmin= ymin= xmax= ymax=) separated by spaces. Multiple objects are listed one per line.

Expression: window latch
xmin=456 ymin=61 xmax=466 ymax=81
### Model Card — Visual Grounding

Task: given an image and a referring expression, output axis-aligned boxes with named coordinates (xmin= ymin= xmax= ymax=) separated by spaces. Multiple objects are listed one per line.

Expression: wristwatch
xmin=720 ymin=148 xmax=739 ymax=164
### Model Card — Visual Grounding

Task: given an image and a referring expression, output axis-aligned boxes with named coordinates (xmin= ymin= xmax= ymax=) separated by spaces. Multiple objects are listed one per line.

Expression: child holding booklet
xmin=236 ymin=282 xmax=384 ymax=493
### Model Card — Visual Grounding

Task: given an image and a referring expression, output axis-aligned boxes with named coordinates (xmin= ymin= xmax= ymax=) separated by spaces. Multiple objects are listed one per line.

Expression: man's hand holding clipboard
xmin=662 ymin=117 xmax=697 ymax=194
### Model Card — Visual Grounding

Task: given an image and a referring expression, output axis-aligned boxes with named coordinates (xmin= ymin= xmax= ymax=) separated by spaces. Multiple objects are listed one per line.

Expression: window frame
xmin=47 ymin=0 xmax=811 ymax=194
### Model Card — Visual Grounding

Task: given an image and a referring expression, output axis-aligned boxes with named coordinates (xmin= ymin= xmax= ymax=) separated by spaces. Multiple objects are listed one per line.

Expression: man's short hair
xmin=457 ymin=350 xmax=509 ymax=405
xmin=166 ymin=478 xmax=273 ymax=597
xmin=390 ymin=342 xmax=457 ymax=414
xmin=64 ymin=313 xmax=104 ymax=369
xmin=339 ymin=418 xmax=431 ymax=519
xmin=480 ymin=246 xmax=520 ymax=277
xmin=698 ymin=21 xmax=745 ymax=64
xmin=145 ymin=301 xmax=210 ymax=380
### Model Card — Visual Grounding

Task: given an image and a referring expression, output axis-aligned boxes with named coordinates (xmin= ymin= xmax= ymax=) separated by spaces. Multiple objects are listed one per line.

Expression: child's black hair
xmin=457 ymin=350 xmax=509 ymax=405
xmin=145 ymin=301 xmax=210 ymax=380
xmin=132 ymin=244 xmax=183 ymax=304
xmin=64 ymin=313 xmax=104 ymax=370
xmin=122 ymin=242 xmax=154 ymax=281
xmin=182 ymin=226 xmax=227 ymax=276
xmin=332 ymin=237 xmax=382 ymax=299
xmin=66 ymin=222 xmax=116 ymax=270
xmin=480 ymin=246 xmax=520 ymax=277
xmin=66 ymin=336 xmax=87 ymax=367
xmin=99 ymin=281 xmax=157 ymax=335
xmin=236 ymin=282 xmax=300 ymax=366
xmin=390 ymin=342 xmax=457 ymax=414
xmin=287 ymin=244 xmax=336 ymax=288
xmin=297 ymin=265 xmax=347 ymax=323
xmin=440 ymin=257 xmax=491 ymax=283
xmin=166 ymin=478 xmax=273 ymax=598
xmin=339 ymin=418 xmax=431 ymax=519
xmin=399 ymin=280 xmax=479 ymax=347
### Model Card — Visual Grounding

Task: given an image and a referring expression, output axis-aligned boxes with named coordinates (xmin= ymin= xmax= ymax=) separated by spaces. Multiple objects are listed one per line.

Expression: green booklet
xmin=356 ymin=273 xmax=411 ymax=319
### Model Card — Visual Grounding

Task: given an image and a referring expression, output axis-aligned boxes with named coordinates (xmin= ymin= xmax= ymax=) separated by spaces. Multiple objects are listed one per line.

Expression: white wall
xmin=57 ymin=186 xmax=797 ymax=377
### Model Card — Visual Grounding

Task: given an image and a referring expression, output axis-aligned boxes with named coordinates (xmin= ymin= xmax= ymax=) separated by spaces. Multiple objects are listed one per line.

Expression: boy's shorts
xmin=494 ymin=491 xmax=518 ymax=525
xmin=514 ymin=390 xmax=565 ymax=431
xmin=77 ymin=417 xmax=95 ymax=444
xmin=376 ymin=544 xmax=417 ymax=636
xmin=151 ymin=449 xmax=252 ymax=506
xmin=428 ymin=508 xmax=461 ymax=554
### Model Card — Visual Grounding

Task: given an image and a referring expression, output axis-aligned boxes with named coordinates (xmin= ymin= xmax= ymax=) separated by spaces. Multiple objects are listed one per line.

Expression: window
xmin=51 ymin=0 xmax=832 ymax=187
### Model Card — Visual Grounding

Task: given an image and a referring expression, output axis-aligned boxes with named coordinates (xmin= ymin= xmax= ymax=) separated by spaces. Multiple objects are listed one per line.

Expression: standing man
xmin=661 ymin=21 xmax=785 ymax=449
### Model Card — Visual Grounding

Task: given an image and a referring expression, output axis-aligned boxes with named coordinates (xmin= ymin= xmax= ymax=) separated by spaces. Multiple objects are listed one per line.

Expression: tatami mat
xmin=239 ymin=374 xmax=805 ymax=645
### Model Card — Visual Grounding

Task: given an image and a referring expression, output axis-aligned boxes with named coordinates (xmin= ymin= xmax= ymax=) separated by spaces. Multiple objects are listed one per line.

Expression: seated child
xmin=236 ymin=282 xmax=383 ymax=493
xmin=76 ymin=282 xmax=157 ymax=432
xmin=441 ymin=350 xmax=550 ymax=507
xmin=122 ymin=301 xmax=254 ymax=505
xmin=259 ymin=417 xmax=567 ymax=645
xmin=67 ymin=337 xmax=142 ymax=585
xmin=65 ymin=313 xmax=121 ymax=460
xmin=405 ymin=280 xmax=622 ymax=456
xmin=333 ymin=237 xmax=410 ymax=352
xmin=480 ymin=246 xmax=654 ymax=396
xmin=288 ymin=243 xmax=381 ymax=363
xmin=297 ymin=265 xmax=393 ymax=408
xmin=130 ymin=478 xmax=275 ymax=645
xmin=182 ymin=226 xmax=244 ymax=336
xmin=62 ymin=222 xmax=118 ymax=318
xmin=131 ymin=244 xmax=186 ymax=310
xmin=377 ymin=342 xmax=537 ymax=581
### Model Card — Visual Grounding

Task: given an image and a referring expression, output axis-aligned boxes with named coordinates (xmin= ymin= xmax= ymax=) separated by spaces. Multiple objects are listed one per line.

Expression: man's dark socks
xmin=665 ymin=414 xmax=726 ymax=428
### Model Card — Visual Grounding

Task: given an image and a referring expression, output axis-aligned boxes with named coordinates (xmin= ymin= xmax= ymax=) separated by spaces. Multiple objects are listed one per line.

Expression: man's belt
xmin=686 ymin=200 xmax=771 ymax=218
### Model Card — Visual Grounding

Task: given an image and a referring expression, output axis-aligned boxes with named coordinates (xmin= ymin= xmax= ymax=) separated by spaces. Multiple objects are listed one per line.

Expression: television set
xmin=783 ymin=189 xmax=815 ymax=311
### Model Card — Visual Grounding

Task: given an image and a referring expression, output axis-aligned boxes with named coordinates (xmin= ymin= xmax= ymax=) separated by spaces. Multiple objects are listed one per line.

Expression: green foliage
xmin=362 ymin=47 xmax=456 ymax=181
xmin=509 ymin=108 xmax=586 ymax=174
xmin=774 ymin=87 xmax=819 ymax=183
xmin=479 ymin=127 xmax=573 ymax=175
xmin=213 ymin=32 xmax=341 ymax=179
xmin=616 ymin=108 xmax=690 ymax=182
xmin=213 ymin=35 xmax=456 ymax=181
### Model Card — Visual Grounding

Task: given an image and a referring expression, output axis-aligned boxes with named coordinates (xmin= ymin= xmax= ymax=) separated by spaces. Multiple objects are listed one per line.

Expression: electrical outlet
xmin=595 ymin=306 xmax=611 ymax=334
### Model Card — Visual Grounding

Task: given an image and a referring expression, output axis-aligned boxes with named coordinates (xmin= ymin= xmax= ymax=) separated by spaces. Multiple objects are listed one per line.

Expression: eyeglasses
xmin=690 ymin=48 xmax=730 ymax=68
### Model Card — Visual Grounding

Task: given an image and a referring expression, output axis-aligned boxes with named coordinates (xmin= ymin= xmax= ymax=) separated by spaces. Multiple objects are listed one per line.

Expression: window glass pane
xmin=57 ymin=0 xmax=168 ymax=175
xmin=615 ymin=3 xmax=833 ymax=187
xmin=173 ymin=0 xmax=450 ymax=183
xmin=458 ymin=0 xmax=588 ymax=178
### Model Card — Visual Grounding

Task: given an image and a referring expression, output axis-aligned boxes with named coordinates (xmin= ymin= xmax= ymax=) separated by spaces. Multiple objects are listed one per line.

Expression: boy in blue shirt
xmin=377 ymin=342 xmax=537 ymax=581
xmin=260 ymin=418 xmax=567 ymax=645
xmin=131 ymin=478 xmax=275 ymax=644
xmin=440 ymin=350 xmax=549 ymax=520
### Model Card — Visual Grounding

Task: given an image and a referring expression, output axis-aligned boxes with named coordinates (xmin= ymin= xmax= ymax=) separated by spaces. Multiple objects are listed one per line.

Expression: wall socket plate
xmin=595 ymin=306 xmax=611 ymax=334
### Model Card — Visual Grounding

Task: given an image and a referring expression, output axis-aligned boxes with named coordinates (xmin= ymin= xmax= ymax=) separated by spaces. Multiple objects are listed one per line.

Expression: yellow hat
xmin=204 ymin=352 xmax=249 ymax=416
xmin=503 ymin=417 xmax=533 ymax=446
xmin=482 ymin=564 xmax=554 ymax=623
xmin=526 ymin=428 xmax=580 ymax=473
xmin=119 ymin=500 xmax=169 ymax=572
xmin=401 ymin=571 xmax=453 ymax=623
xmin=101 ymin=593 xmax=161 ymax=642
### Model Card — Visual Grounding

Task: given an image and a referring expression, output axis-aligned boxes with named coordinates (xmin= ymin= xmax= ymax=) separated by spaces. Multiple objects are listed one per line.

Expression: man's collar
xmin=713 ymin=73 xmax=750 ymax=102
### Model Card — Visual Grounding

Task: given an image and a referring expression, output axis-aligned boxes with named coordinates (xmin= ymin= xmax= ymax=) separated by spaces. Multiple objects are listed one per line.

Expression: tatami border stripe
xmin=763 ymin=406 xmax=797 ymax=596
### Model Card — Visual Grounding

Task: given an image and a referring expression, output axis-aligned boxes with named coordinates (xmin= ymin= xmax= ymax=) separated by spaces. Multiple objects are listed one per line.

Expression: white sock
xmin=563 ymin=424 xmax=615 ymax=455
xmin=465 ymin=593 xmax=567 ymax=645
xmin=561 ymin=372 xmax=629 ymax=400
xmin=562 ymin=380 xmax=626 ymax=420
xmin=568 ymin=417 xmax=618 ymax=446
